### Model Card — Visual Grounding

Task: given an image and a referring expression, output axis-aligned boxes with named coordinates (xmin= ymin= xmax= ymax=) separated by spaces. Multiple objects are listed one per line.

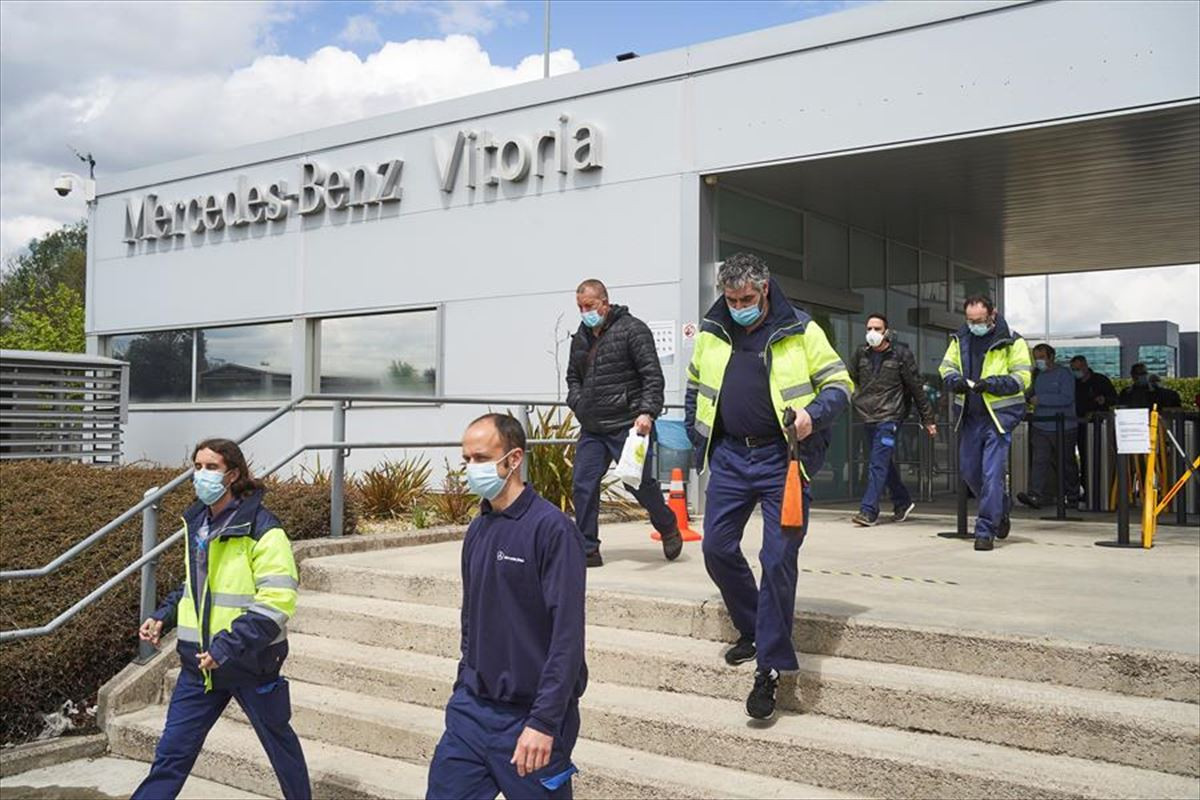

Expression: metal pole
xmin=937 ymin=425 xmax=971 ymax=539
xmin=330 ymin=400 xmax=346 ymax=538
xmin=1175 ymin=414 xmax=1187 ymax=526
xmin=138 ymin=486 xmax=159 ymax=663
xmin=1091 ymin=414 xmax=1103 ymax=511
xmin=1116 ymin=453 xmax=1130 ymax=543
xmin=1055 ymin=414 xmax=1067 ymax=520
xmin=516 ymin=405 xmax=531 ymax=483
xmin=542 ymin=0 xmax=551 ymax=78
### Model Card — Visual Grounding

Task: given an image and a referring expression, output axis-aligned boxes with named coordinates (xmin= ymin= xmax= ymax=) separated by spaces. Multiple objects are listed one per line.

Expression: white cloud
xmin=338 ymin=14 xmax=383 ymax=45
xmin=375 ymin=0 xmax=528 ymax=36
xmin=0 ymin=1 xmax=578 ymax=262
xmin=1004 ymin=265 xmax=1200 ymax=336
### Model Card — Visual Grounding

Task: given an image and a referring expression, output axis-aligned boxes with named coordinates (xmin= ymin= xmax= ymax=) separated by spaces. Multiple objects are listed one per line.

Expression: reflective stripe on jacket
xmin=684 ymin=278 xmax=854 ymax=478
xmin=938 ymin=316 xmax=1033 ymax=434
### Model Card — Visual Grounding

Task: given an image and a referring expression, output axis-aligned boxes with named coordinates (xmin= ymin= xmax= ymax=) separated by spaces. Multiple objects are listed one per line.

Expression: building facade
xmin=85 ymin=0 xmax=1200 ymax=501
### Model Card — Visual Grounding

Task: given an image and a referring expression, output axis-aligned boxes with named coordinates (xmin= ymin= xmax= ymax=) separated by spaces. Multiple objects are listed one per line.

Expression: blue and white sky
xmin=1 ymin=0 xmax=1196 ymax=338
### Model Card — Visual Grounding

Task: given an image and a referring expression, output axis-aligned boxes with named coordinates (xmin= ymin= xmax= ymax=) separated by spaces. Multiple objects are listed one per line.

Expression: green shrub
xmin=355 ymin=456 xmax=432 ymax=518
xmin=428 ymin=460 xmax=477 ymax=526
xmin=0 ymin=461 xmax=357 ymax=745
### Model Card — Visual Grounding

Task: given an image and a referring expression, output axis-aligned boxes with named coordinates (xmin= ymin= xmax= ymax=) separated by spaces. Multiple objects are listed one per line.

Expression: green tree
xmin=0 ymin=220 xmax=87 ymax=353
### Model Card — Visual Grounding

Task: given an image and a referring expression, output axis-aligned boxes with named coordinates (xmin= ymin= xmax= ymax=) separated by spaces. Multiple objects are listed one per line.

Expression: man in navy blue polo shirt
xmin=426 ymin=413 xmax=588 ymax=800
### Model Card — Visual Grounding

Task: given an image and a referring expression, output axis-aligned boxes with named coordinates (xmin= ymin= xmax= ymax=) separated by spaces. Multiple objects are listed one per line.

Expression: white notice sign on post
xmin=1114 ymin=408 xmax=1151 ymax=454
xmin=648 ymin=320 xmax=676 ymax=365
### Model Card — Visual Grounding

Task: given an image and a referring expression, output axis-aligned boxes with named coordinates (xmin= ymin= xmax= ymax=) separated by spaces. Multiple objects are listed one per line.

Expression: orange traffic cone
xmin=651 ymin=468 xmax=702 ymax=542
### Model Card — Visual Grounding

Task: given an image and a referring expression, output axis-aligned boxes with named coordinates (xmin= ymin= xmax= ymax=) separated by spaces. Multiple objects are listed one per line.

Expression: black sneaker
xmin=746 ymin=668 xmax=779 ymax=720
xmin=974 ymin=536 xmax=994 ymax=551
xmin=996 ymin=514 xmax=1011 ymax=540
xmin=586 ymin=551 xmax=603 ymax=568
xmin=724 ymin=637 xmax=756 ymax=666
xmin=1016 ymin=492 xmax=1041 ymax=509
xmin=893 ymin=502 xmax=916 ymax=523
xmin=660 ymin=526 xmax=683 ymax=561
xmin=850 ymin=512 xmax=877 ymax=527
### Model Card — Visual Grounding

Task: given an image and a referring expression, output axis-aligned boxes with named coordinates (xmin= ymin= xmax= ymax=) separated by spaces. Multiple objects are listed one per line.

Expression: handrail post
xmin=1054 ymin=413 xmax=1068 ymax=520
xmin=330 ymin=400 xmax=347 ymax=538
xmin=137 ymin=486 xmax=159 ymax=663
xmin=516 ymin=404 xmax=531 ymax=483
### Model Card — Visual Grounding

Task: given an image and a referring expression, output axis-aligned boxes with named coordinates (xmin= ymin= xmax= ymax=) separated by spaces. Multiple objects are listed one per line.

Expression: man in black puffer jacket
xmin=567 ymin=279 xmax=682 ymax=568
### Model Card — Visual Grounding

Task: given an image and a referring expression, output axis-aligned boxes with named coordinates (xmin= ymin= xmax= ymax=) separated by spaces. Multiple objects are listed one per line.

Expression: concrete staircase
xmin=107 ymin=545 xmax=1200 ymax=799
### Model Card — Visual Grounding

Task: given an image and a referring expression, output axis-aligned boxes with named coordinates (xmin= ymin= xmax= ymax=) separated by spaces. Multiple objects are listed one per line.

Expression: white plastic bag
xmin=614 ymin=425 xmax=648 ymax=488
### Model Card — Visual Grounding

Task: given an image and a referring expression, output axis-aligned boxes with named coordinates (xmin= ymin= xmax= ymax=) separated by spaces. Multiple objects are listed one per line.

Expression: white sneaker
xmin=892 ymin=502 xmax=916 ymax=522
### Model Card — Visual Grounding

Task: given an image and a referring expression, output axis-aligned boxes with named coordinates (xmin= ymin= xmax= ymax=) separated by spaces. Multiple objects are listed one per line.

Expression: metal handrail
xmin=1 ymin=391 xmax=677 ymax=643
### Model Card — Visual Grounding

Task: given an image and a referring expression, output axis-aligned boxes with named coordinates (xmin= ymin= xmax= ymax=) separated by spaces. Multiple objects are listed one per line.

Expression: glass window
xmin=953 ymin=263 xmax=996 ymax=309
xmin=799 ymin=303 xmax=853 ymax=502
xmin=806 ymin=215 xmax=849 ymax=290
xmin=887 ymin=242 xmax=920 ymax=335
xmin=109 ymin=330 xmax=194 ymax=403
xmin=319 ymin=310 xmax=438 ymax=395
xmin=920 ymin=253 xmax=948 ymax=310
xmin=1137 ymin=345 xmax=1177 ymax=377
xmin=718 ymin=189 xmax=803 ymax=254
xmin=850 ymin=230 xmax=885 ymax=330
xmin=197 ymin=322 xmax=292 ymax=401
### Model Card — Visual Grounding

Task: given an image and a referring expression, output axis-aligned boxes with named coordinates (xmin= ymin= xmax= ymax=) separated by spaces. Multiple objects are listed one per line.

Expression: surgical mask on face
xmin=865 ymin=330 xmax=885 ymax=348
xmin=193 ymin=469 xmax=228 ymax=506
xmin=1072 ymin=369 xmax=1085 ymax=380
xmin=1035 ymin=359 xmax=1047 ymax=371
xmin=968 ymin=322 xmax=991 ymax=337
xmin=466 ymin=451 xmax=515 ymax=501
xmin=728 ymin=302 xmax=762 ymax=327
xmin=581 ymin=310 xmax=603 ymax=328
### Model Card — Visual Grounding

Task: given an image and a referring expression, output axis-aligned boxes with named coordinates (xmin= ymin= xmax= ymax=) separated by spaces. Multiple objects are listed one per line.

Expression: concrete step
xmin=290 ymin=594 xmax=1200 ymax=776
xmin=154 ymin=664 xmax=1198 ymax=800
xmin=299 ymin=557 xmax=1199 ymax=703
xmin=154 ymin=672 xmax=858 ymax=800
xmin=108 ymin=704 xmax=430 ymax=799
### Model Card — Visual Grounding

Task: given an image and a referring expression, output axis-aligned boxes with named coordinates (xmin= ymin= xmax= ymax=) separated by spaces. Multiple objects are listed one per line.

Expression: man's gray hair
xmin=718 ymin=252 xmax=770 ymax=292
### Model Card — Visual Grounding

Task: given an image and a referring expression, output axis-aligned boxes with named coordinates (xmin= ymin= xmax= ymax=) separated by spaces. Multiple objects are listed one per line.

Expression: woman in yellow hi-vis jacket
xmin=134 ymin=438 xmax=310 ymax=800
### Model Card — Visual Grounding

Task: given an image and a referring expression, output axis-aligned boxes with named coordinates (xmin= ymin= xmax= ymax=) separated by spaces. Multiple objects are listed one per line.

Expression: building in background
xmin=1045 ymin=336 xmax=1122 ymax=376
xmin=1180 ymin=332 xmax=1199 ymax=378
xmin=1100 ymin=321 xmax=1181 ymax=378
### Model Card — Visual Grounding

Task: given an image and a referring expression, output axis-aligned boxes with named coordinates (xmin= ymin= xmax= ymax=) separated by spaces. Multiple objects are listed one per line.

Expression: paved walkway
xmin=332 ymin=506 xmax=1200 ymax=655
xmin=0 ymin=757 xmax=266 ymax=799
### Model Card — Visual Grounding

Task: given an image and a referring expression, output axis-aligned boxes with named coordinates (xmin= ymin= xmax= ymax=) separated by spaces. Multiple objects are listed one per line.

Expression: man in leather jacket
xmin=848 ymin=313 xmax=937 ymax=526
xmin=567 ymin=279 xmax=682 ymax=568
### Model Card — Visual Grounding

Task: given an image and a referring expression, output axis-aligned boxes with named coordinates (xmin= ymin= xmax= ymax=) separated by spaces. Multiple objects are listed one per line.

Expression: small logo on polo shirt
xmin=496 ymin=550 xmax=525 ymax=564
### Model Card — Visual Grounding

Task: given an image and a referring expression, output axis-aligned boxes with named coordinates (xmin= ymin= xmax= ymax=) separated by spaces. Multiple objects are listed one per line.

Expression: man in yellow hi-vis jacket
xmin=685 ymin=252 xmax=853 ymax=720
xmin=134 ymin=438 xmax=309 ymax=800
xmin=939 ymin=295 xmax=1033 ymax=552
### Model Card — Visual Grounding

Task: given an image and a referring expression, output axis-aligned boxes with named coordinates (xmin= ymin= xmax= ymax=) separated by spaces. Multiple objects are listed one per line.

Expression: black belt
xmin=725 ymin=433 xmax=784 ymax=448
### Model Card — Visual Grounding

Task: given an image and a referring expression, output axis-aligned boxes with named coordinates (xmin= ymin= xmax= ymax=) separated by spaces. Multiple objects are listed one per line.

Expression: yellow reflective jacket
xmin=154 ymin=490 xmax=298 ymax=691
xmin=685 ymin=279 xmax=854 ymax=477
xmin=939 ymin=316 xmax=1033 ymax=434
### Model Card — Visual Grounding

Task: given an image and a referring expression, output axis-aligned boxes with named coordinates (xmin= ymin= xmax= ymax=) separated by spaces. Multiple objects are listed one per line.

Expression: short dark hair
xmin=191 ymin=438 xmax=264 ymax=498
xmin=1033 ymin=343 xmax=1056 ymax=359
xmin=866 ymin=312 xmax=888 ymax=328
xmin=576 ymin=279 xmax=608 ymax=300
xmin=470 ymin=412 xmax=527 ymax=452
xmin=1070 ymin=355 xmax=1088 ymax=366
xmin=1131 ymin=362 xmax=1148 ymax=377
xmin=963 ymin=294 xmax=995 ymax=313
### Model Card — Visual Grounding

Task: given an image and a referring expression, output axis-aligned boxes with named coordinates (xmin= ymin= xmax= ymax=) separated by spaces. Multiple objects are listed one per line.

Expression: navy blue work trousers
xmin=132 ymin=670 xmax=310 ymax=800
xmin=573 ymin=427 xmax=676 ymax=555
xmin=426 ymin=686 xmax=580 ymax=800
xmin=701 ymin=438 xmax=809 ymax=672
xmin=959 ymin=412 xmax=1012 ymax=540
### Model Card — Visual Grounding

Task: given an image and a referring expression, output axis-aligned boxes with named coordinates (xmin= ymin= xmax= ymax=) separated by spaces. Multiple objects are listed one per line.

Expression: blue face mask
xmin=193 ymin=469 xmax=228 ymax=506
xmin=466 ymin=451 xmax=515 ymax=501
xmin=968 ymin=322 xmax=991 ymax=337
xmin=581 ymin=310 xmax=603 ymax=328
xmin=1035 ymin=359 xmax=1047 ymax=371
xmin=1072 ymin=369 xmax=1085 ymax=380
xmin=728 ymin=302 xmax=762 ymax=327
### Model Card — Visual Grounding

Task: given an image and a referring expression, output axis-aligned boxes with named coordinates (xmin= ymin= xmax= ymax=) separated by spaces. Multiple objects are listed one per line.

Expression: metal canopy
xmin=718 ymin=103 xmax=1200 ymax=276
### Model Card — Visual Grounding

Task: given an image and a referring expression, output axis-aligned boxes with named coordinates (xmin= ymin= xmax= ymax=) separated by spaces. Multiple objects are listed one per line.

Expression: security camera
xmin=53 ymin=172 xmax=96 ymax=202
xmin=54 ymin=174 xmax=74 ymax=197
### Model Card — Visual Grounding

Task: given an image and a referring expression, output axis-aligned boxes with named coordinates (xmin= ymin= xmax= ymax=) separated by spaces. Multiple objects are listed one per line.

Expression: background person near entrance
xmin=939 ymin=296 xmax=1033 ymax=552
xmin=1071 ymin=354 xmax=1117 ymax=505
xmin=1018 ymin=343 xmax=1079 ymax=510
xmin=1119 ymin=362 xmax=1184 ymax=409
xmin=567 ymin=279 xmax=682 ymax=568
xmin=685 ymin=252 xmax=853 ymax=721
xmin=847 ymin=313 xmax=937 ymax=527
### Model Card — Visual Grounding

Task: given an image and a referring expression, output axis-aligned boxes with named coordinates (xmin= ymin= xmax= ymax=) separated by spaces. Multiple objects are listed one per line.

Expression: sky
xmin=1 ymin=0 xmax=1196 ymax=336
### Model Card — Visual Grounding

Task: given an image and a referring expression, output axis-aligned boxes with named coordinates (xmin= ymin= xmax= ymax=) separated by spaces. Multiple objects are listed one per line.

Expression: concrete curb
xmin=0 ymin=733 xmax=107 ymax=778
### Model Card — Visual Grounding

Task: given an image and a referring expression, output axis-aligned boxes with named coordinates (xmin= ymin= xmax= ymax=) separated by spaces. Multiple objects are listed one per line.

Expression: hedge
xmin=0 ymin=461 xmax=359 ymax=745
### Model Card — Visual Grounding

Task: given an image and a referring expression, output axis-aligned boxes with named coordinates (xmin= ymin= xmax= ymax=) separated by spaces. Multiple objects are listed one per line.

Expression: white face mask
xmin=865 ymin=329 xmax=885 ymax=348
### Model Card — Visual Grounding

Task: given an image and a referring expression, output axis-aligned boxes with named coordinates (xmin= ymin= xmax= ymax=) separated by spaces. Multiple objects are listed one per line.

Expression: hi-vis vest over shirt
xmin=938 ymin=316 xmax=1033 ymax=434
